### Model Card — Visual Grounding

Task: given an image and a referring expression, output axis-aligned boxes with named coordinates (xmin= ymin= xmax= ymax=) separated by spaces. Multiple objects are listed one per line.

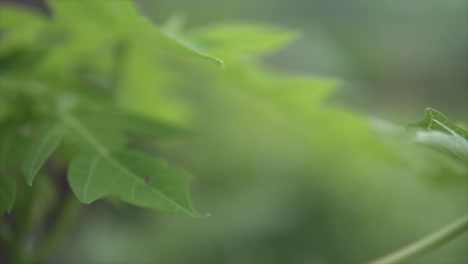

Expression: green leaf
xmin=48 ymin=0 xmax=140 ymax=31
xmin=60 ymin=113 xmax=201 ymax=217
xmin=69 ymin=109 xmax=187 ymax=139
xmin=22 ymin=124 xmax=63 ymax=186
xmin=47 ymin=0 xmax=222 ymax=65
xmin=410 ymin=108 xmax=468 ymax=162
xmin=68 ymin=151 xmax=199 ymax=216
xmin=138 ymin=17 xmax=224 ymax=65
xmin=0 ymin=175 xmax=15 ymax=214
xmin=189 ymin=23 xmax=300 ymax=57
xmin=411 ymin=108 xmax=468 ymax=140
xmin=0 ymin=3 xmax=47 ymax=29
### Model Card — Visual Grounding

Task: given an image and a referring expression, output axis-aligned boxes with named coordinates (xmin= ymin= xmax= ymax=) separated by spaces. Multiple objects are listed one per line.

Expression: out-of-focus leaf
xmin=48 ymin=0 xmax=140 ymax=31
xmin=48 ymin=0 xmax=222 ymax=65
xmin=189 ymin=23 xmax=299 ymax=57
xmin=0 ymin=4 xmax=47 ymax=29
xmin=22 ymin=124 xmax=63 ymax=185
xmin=0 ymin=175 xmax=15 ymax=214
xmin=414 ymin=130 xmax=468 ymax=162
xmin=0 ymin=4 xmax=50 ymax=67
xmin=68 ymin=150 xmax=199 ymax=216
xmin=161 ymin=12 xmax=186 ymax=35
xmin=269 ymin=75 xmax=338 ymax=113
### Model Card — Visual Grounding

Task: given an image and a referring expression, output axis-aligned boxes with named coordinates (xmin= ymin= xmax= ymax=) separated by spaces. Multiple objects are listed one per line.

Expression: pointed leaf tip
xmin=22 ymin=124 xmax=63 ymax=186
xmin=62 ymin=114 xmax=202 ymax=217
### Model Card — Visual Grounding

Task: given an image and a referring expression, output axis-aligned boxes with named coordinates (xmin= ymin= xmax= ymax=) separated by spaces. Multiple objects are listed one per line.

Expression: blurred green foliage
xmin=143 ymin=0 xmax=468 ymax=123
xmin=0 ymin=0 xmax=467 ymax=263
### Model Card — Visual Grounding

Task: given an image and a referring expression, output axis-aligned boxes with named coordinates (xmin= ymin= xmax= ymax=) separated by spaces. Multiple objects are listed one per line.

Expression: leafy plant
xmin=0 ymin=1 xmax=466 ymax=263
xmin=369 ymin=108 xmax=468 ymax=264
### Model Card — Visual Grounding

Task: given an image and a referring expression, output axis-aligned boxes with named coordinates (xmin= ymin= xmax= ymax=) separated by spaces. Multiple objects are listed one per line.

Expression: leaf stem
xmin=369 ymin=214 xmax=468 ymax=264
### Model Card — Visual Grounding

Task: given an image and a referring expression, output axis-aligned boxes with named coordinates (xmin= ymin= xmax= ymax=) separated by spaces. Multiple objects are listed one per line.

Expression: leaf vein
xmin=83 ymin=154 xmax=101 ymax=203
xmin=27 ymin=126 xmax=61 ymax=181
xmin=62 ymin=114 xmax=196 ymax=216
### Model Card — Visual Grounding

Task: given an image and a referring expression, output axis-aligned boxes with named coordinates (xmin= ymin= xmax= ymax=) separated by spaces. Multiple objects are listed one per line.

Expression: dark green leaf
xmin=68 ymin=151 xmax=199 ymax=216
xmin=48 ymin=0 xmax=140 ymax=31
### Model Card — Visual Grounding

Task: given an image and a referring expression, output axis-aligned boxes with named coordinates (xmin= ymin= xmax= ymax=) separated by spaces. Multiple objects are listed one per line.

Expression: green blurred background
xmin=2 ymin=0 xmax=467 ymax=263
xmin=63 ymin=1 xmax=467 ymax=263
xmin=140 ymin=0 xmax=468 ymax=123
xmin=57 ymin=1 xmax=466 ymax=263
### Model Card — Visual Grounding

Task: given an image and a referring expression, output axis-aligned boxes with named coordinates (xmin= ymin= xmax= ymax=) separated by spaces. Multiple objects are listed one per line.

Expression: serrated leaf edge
xmin=61 ymin=114 xmax=200 ymax=217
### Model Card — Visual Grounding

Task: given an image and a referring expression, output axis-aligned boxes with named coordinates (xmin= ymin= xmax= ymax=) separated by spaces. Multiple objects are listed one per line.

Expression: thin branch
xmin=369 ymin=214 xmax=468 ymax=264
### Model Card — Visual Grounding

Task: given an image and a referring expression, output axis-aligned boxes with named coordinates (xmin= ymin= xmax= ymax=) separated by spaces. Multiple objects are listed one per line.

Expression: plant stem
xmin=28 ymin=192 xmax=81 ymax=264
xmin=369 ymin=214 xmax=468 ymax=264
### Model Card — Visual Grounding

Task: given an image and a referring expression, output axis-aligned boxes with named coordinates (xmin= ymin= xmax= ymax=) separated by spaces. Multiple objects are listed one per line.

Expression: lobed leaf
xmin=60 ymin=113 xmax=201 ymax=217
xmin=137 ymin=16 xmax=224 ymax=65
xmin=68 ymin=150 xmax=200 ymax=216
xmin=189 ymin=23 xmax=300 ymax=57
xmin=0 ymin=3 xmax=47 ymax=29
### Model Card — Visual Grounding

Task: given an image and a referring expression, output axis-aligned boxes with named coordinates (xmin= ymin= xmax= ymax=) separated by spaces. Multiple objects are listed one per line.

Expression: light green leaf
xmin=68 ymin=151 xmax=199 ymax=216
xmin=413 ymin=131 xmax=468 ymax=163
xmin=138 ymin=16 xmax=224 ymax=65
xmin=60 ymin=113 xmax=201 ymax=217
xmin=47 ymin=0 xmax=222 ymax=66
xmin=411 ymin=108 xmax=468 ymax=140
xmin=410 ymin=108 xmax=468 ymax=162
xmin=0 ymin=175 xmax=15 ymax=214
xmin=189 ymin=23 xmax=300 ymax=57
xmin=22 ymin=124 xmax=63 ymax=186
xmin=0 ymin=3 xmax=47 ymax=29
xmin=161 ymin=12 xmax=186 ymax=35
xmin=48 ymin=0 xmax=140 ymax=31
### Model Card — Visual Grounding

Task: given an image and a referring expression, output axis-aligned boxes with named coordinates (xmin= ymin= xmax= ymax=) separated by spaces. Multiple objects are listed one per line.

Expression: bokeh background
xmin=58 ymin=1 xmax=466 ymax=263
xmin=2 ymin=0 xmax=467 ymax=263
xmin=61 ymin=0 xmax=467 ymax=263
xmin=142 ymin=0 xmax=468 ymax=124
